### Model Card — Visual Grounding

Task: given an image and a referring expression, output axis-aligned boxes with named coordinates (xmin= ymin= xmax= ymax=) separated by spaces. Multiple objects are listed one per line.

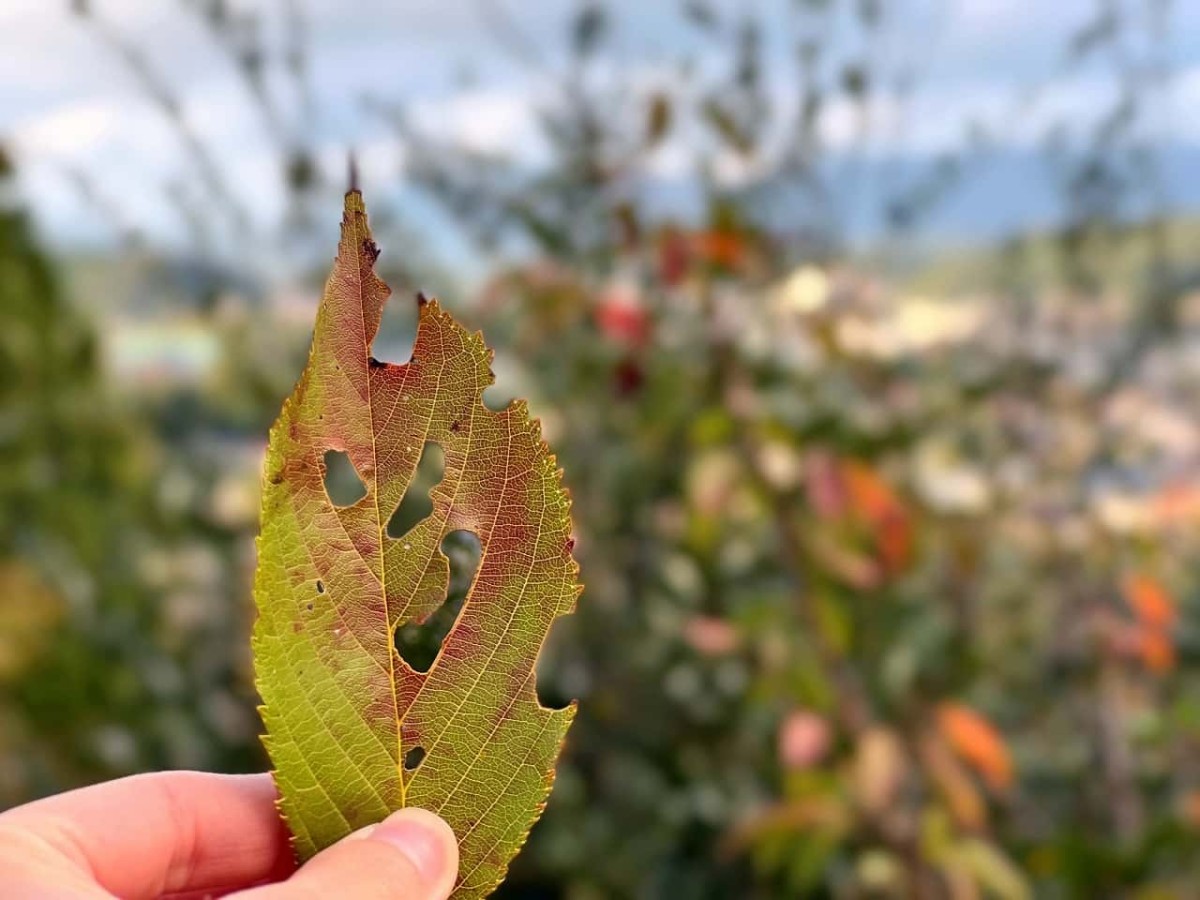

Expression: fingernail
xmin=343 ymin=823 xmax=377 ymax=842
xmin=369 ymin=809 xmax=453 ymax=884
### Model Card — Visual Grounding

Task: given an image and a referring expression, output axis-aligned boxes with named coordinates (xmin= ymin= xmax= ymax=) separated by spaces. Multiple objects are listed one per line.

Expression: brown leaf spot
xmin=351 ymin=532 xmax=377 ymax=559
xmin=366 ymin=687 xmax=398 ymax=722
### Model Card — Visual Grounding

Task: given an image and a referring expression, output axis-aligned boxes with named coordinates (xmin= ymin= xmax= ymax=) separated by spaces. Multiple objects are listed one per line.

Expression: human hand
xmin=0 ymin=771 xmax=458 ymax=899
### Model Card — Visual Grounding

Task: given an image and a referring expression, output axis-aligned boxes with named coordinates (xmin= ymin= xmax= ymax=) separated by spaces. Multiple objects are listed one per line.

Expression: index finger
xmin=0 ymin=771 xmax=296 ymax=898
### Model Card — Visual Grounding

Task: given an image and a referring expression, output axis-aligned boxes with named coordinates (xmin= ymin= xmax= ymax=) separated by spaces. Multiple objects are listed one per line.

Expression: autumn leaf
xmin=935 ymin=702 xmax=1013 ymax=792
xmin=841 ymin=460 xmax=901 ymax=524
xmin=1121 ymin=572 xmax=1177 ymax=629
xmin=692 ymin=228 xmax=747 ymax=269
xmin=253 ymin=190 xmax=581 ymax=898
xmin=1135 ymin=627 xmax=1176 ymax=674
xmin=842 ymin=459 xmax=913 ymax=574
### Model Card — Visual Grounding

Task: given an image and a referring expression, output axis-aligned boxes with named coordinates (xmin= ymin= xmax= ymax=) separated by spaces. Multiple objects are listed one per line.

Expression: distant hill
xmin=893 ymin=216 xmax=1200 ymax=298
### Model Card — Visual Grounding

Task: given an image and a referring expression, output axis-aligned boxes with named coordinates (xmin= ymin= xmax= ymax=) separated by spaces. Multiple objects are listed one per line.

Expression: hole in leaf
xmin=482 ymin=358 xmax=520 ymax=411
xmin=444 ymin=529 xmax=482 ymax=594
xmin=315 ymin=580 xmax=324 ymax=594
xmin=386 ymin=442 xmax=445 ymax=539
xmin=395 ymin=531 xmax=481 ymax=672
xmin=536 ymin=613 xmax=580 ymax=711
xmin=403 ymin=745 xmax=426 ymax=771
xmin=482 ymin=384 xmax=513 ymax=412
xmin=323 ymin=450 xmax=367 ymax=507
xmin=372 ymin=282 xmax=419 ymax=364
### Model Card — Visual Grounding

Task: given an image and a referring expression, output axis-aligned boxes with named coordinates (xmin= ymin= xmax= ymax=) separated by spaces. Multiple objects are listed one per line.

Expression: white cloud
xmin=3 ymin=0 xmax=1196 ymax=255
xmin=13 ymin=100 xmax=122 ymax=155
xmin=1169 ymin=67 xmax=1200 ymax=146
xmin=407 ymin=86 xmax=546 ymax=159
xmin=951 ymin=0 xmax=1033 ymax=41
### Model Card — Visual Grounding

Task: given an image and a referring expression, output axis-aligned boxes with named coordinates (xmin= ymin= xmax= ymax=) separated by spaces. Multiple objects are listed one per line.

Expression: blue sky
xmin=3 ymin=0 xmax=1199 ymax=264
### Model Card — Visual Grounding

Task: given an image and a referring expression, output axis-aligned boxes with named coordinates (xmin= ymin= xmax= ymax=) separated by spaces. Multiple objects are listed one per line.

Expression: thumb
xmin=239 ymin=808 xmax=459 ymax=900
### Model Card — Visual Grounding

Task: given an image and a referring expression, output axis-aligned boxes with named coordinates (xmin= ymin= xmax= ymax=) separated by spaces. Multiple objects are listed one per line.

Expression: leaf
xmin=1135 ymin=626 xmax=1176 ymax=674
xmin=253 ymin=190 xmax=581 ymax=898
xmin=1121 ymin=572 xmax=1177 ymax=629
xmin=701 ymin=98 xmax=754 ymax=156
xmin=954 ymin=838 xmax=1032 ymax=900
xmin=571 ymin=2 xmax=607 ymax=56
xmin=841 ymin=460 xmax=912 ymax=574
xmin=723 ymin=796 xmax=851 ymax=858
xmin=841 ymin=460 xmax=902 ymax=525
xmin=918 ymin=732 xmax=987 ymax=830
xmin=691 ymin=228 xmax=747 ymax=269
xmin=840 ymin=63 xmax=868 ymax=99
xmin=645 ymin=92 xmax=673 ymax=146
xmin=682 ymin=0 xmax=718 ymax=30
xmin=853 ymin=726 xmax=907 ymax=815
xmin=936 ymin=702 xmax=1013 ymax=792
xmin=0 ymin=561 xmax=63 ymax=683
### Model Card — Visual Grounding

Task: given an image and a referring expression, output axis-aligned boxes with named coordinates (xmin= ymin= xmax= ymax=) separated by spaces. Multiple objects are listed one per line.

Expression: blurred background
xmin=3 ymin=0 xmax=1200 ymax=896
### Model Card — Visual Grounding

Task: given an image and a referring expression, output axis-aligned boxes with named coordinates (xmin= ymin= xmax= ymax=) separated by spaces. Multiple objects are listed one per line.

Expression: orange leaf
xmin=842 ymin=460 xmax=903 ymax=523
xmin=692 ymin=230 xmax=745 ymax=268
xmin=842 ymin=460 xmax=912 ymax=573
xmin=877 ymin=515 xmax=913 ymax=575
xmin=936 ymin=702 xmax=1013 ymax=791
xmin=1136 ymin=627 xmax=1176 ymax=674
xmin=1150 ymin=482 xmax=1200 ymax=526
xmin=1122 ymin=573 xmax=1177 ymax=629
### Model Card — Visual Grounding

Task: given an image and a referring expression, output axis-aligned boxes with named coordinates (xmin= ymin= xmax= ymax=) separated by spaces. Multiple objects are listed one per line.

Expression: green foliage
xmin=0 ymin=149 xmax=261 ymax=802
xmin=469 ymin=195 xmax=1200 ymax=897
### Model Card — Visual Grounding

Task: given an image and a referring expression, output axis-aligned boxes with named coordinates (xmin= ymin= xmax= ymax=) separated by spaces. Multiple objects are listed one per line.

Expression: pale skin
xmin=0 ymin=771 xmax=459 ymax=899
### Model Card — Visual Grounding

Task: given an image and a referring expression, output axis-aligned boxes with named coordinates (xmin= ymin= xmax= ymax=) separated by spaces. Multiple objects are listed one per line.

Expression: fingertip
xmin=367 ymin=808 xmax=459 ymax=893
xmin=250 ymin=808 xmax=459 ymax=900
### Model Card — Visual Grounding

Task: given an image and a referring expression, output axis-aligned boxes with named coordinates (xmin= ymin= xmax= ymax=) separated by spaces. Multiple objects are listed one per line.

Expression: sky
xmin=2 ymin=0 xmax=1200 ymax=268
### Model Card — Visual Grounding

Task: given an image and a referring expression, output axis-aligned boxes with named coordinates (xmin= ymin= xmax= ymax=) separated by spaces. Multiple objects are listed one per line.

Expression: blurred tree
xmin=0 ymin=146 xmax=263 ymax=803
